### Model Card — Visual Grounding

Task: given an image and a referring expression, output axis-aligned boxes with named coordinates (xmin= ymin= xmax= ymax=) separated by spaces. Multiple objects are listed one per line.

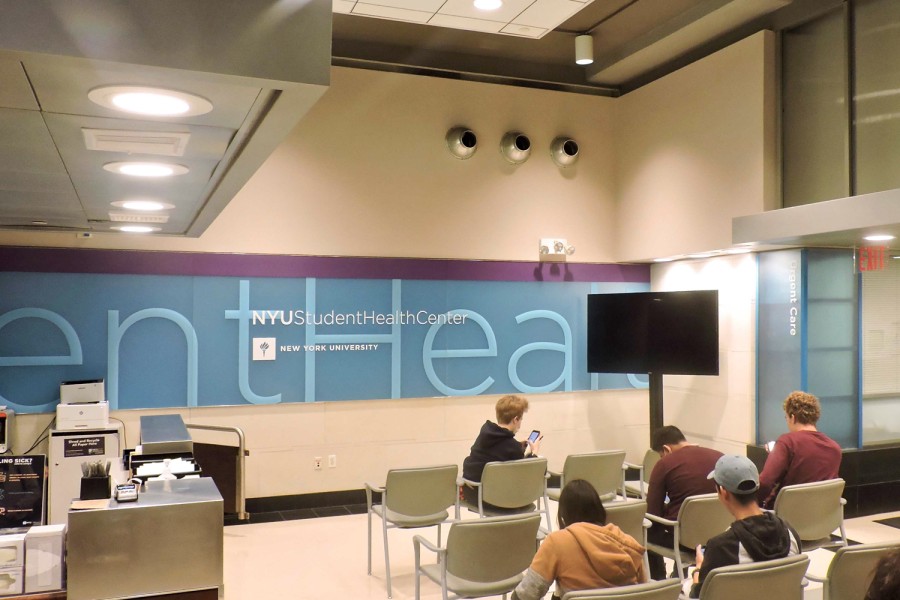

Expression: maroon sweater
xmin=647 ymin=445 xmax=723 ymax=521
xmin=758 ymin=429 xmax=842 ymax=507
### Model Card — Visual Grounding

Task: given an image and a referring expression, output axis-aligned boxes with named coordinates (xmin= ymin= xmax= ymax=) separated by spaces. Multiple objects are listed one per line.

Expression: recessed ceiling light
xmin=88 ymin=86 xmax=213 ymax=117
xmin=103 ymin=162 xmax=189 ymax=177
xmin=31 ymin=220 xmax=48 ymax=226
xmin=864 ymin=234 xmax=895 ymax=241
xmin=111 ymin=199 xmax=175 ymax=211
xmin=474 ymin=0 xmax=502 ymax=10
xmin=114 ymin=225 xmax=160 ymax=233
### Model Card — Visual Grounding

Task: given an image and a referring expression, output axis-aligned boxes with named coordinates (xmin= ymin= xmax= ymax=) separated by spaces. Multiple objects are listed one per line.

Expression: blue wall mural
xmin=0 ymin=248 xmax=650 ymax=413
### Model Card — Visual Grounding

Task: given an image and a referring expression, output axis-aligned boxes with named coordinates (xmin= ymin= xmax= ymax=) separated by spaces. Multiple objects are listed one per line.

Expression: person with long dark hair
xmin=865 ymin=547 xmax=900 ymax=600
xmin=511 ymin=479 xmax=645 ymax=600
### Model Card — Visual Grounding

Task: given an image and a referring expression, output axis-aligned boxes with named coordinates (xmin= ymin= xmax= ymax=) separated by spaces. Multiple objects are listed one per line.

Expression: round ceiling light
xmin=111 ymin=199 xmax=175 ymax=211
xmin=474 ymin=0 xmax=502 ymax=10
xmin=103 ymin=162 xmax=189 ymax=177
xmin=88 ymin=86 xmax=213 ymax=117
xmin=114 ymin=225 xmax=160 ymax=233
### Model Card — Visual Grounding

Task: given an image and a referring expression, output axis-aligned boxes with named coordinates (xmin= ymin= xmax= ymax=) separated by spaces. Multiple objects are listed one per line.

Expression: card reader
xmin=114 ymin=483 xmax=138 ymax=502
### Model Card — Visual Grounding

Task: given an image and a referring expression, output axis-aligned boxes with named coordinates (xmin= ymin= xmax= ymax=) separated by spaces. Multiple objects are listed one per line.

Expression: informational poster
xmin=0 ymin=455 xmax=46 ymax=528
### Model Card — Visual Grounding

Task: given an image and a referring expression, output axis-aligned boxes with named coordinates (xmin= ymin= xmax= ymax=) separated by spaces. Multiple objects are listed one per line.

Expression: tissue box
xmin=25 ymin=525 xmax=65 ymax=593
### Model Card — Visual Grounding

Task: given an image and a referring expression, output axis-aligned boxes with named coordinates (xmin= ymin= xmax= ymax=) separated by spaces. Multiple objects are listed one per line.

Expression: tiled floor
xmin=222 ymin=504 xmax=900 ymax=600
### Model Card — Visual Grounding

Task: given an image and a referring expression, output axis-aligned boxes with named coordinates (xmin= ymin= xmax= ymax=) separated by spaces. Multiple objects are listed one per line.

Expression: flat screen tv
xmin=587 ymin=290 xmax=719 ymax=376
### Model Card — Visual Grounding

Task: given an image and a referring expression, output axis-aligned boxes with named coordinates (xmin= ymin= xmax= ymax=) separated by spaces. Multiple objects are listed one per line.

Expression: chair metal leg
xmin=367 ymin=508 xmax=373 ymax=575
xmin=382 ymin=515 xmax=392 ymax=598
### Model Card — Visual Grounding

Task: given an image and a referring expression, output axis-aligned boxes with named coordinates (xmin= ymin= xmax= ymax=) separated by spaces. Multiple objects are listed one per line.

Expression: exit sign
xmin=859 ymin=246 xmax=887 ymax=271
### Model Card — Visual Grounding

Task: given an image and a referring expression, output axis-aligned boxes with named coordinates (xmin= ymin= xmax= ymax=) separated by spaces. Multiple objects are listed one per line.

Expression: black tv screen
xmin=587 ymin=290 xmax=719 ymax=376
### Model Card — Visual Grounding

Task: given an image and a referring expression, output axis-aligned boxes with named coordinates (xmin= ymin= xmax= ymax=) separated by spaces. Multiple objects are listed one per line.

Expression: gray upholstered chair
xmin=548 ymin=450 xmax=627 ymax=502
xmin=460 ymin=457 xmax=552 ymax=532
xmin=624 ymin=449 xmax=660 ymax=499
xmin=644 ymin=493 xmax=732 ymax=580
xmin=773 ymin=478 xmax=848 ymax=551
xmin=413 ymin=512 xmax=541 ymax=600
xmin=806 ymin=541 xmax=899 ymax=600
xmin=366 ymin=464 xmax=460 ymax=598
xmin=561 ymin=578 xmax=682 ymax=600
xmin=605 ymin=499 xmax=651 ymax=577
xmin=697 ymin=553 xmax=810 ymax=600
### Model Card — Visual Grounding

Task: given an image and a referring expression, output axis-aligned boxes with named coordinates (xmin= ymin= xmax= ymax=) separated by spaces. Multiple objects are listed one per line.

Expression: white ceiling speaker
xmin=500 ymin=131 xmax=531 ymax=164
xmin=550 ymin=137 xmax=579 ymax=167
xmin=446 ymin=127 xmax=478 ymax=159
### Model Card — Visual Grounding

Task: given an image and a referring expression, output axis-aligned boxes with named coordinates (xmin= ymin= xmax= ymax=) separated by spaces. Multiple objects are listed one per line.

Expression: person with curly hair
xmin=865 ymin=547 xmax=900 ymax=600
xmin=757 ymin=391 xmax=842 ymax=508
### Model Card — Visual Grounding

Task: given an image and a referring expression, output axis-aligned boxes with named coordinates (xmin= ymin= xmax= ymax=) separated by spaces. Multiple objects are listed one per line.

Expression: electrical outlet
xmin=328 ymin=454 xmax=337 ymax=468
xmin=314 ymin=456 xmax=322 ymax=470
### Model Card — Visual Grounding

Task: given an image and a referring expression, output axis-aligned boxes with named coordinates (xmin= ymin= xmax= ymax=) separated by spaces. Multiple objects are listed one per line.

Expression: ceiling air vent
xmin=82 ymin=129 xmax=190 ymax=157
xmin=108 ymin=212 xmax=170 ymax=224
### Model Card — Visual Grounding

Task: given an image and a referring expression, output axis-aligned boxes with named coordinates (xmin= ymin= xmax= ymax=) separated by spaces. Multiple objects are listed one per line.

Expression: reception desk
xmin=66 ymin=478 xmax=223 ymax=600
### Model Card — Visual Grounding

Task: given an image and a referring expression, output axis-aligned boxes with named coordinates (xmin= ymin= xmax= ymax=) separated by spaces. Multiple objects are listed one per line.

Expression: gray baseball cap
xmin=707 ymin=455 xmax=760 ymax=494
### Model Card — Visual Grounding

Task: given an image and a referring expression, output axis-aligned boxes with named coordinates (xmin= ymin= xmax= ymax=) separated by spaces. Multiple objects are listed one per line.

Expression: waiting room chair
xmin=805 ymin=541 xmax=899 ymax=600
xmin=561 ymin=578 xmax=682 ymax=600
xmin=366 ymin=464 xmax=460 ymax=598
xmin=605 ymin=499 xmax=652 ymax=577
xmin=413 ymin=512 xmax=542 ymax=600
xmin=644 ymin=493 xmax=732 ymax=580
xmin=773 ymin=478 xmax=848 ymax=551
xmin=460 ymin=457 xmax=552 ymax=532
xmin=697 ymin=553 xmax=810 ymax=600
xmin=624 ymin=449 xmax=660 ymax=499
xmin=548 ymin=450 xmax=627 ymax=503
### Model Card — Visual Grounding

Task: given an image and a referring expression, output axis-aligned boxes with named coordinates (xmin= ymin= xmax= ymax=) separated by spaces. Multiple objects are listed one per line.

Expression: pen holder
xmin=80 ymin=475 xmax=111 ymax=500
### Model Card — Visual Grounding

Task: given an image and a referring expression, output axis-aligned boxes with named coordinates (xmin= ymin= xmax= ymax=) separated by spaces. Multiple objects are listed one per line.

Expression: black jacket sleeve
xmin=689 ymin=531 xmax=738 ymax=598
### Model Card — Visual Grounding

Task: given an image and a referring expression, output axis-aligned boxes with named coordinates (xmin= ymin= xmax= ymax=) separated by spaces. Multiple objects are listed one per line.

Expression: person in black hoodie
xmin=689 ymin=454 xmax=800 ymax=598
xmin=461 ymin=395 xmax=542 ymax=507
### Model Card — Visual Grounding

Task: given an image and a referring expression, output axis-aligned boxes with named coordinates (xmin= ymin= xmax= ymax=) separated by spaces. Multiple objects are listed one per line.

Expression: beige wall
xmin=4 ymin=33 xmax=776 ymax=498
xmin=652 ymin=253 xmax=758 ymax=455
xmin=614 ymin=30 xmax=778 ymax=262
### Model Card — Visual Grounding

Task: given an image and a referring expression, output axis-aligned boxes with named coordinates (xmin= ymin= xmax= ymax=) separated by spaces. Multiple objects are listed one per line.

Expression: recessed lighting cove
xmin=474 ymin=0 xmax=502 ymax=10
xmin=103 ymin=162 xmax=189 ymax=177
xmin=112 ymin=199 xmax=174 ymax=211
xmin=114 ymin=225 xmax=159 ymax=233
xmin=864 ymin=234 xmax=895 ymax=241
xmin=89 ymin=86 xmax=213 ymax=117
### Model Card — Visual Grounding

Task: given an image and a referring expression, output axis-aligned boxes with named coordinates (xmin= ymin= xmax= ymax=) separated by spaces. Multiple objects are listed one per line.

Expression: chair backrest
xmin=444 ymin=513 xmax=541 ymax=583
xmin=562 ymin=450 xmax=626 ymax=498
xmin=562 ymin=578 xmax=682 ymax=600
xmin=773 ymin=478 xmax=845 ymax=542
xmin=699 ymin=554 xmax=809 ymax=600
xmin=676 ymin=493 xmax=733 ymax=549
xmin=384 ymin=464 xmax=458 ymax=517
xmin=642 ymin=449 xmax=660 ymax=484
xmin=604 ymin=500 xmax=648 ymax=545
xmin=825 ymin=542 xmax=898 ymax=600
xmin=481 ymin=458 xmax=548 ymax=509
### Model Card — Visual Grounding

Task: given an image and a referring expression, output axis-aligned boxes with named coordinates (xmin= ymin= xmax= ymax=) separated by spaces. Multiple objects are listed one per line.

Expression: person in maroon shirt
xmin=757 ymin=391 xmax=842 ymax=508
xmin=645 ymin=425 xmax=723 ymax=580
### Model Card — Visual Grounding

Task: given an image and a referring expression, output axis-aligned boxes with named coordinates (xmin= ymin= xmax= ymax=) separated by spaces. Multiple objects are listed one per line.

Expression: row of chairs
xmin=366 ymin=455 xmax=857 ymax=599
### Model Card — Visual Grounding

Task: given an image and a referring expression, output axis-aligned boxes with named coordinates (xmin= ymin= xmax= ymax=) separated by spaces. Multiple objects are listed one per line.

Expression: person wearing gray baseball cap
xmin=688 ymin=455 xmax=801 ymax=598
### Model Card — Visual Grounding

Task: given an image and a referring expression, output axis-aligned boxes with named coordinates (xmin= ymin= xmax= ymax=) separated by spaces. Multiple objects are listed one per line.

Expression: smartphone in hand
xmin=528 ymin=430 xmax=541 ymax=444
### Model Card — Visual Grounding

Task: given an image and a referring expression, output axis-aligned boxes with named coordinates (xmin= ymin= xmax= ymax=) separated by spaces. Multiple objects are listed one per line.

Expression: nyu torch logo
xmin=252 ymin=338 xmax=276 ymax=361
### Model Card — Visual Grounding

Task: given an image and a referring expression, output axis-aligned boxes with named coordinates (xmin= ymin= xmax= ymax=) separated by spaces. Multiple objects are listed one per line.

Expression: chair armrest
xmin=413 ymin=534 xmax=443 ymax=554
xmin=364 ymin=482 xmax=384 ymax=509
xmin=548 ymin=469 xmax=562 ymax=478
xmin=623 ymin=461 xmax=641 ymax=469
xmin=840 ymin=498 xmax=847 ymax=506
xmin=805 ymin=573 xmax=826 ymax=583
xmin=645 ymin=513 xmax=677 ymax=527
xmin=642 ymin=517 xmax=652 ymax=530
xmin=460 ymin=477 xmax=481 ymax=488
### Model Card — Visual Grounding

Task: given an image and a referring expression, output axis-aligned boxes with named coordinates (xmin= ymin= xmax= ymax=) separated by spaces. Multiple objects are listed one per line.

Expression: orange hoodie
xmin=530 ymin=522 xmax=645 ymax=594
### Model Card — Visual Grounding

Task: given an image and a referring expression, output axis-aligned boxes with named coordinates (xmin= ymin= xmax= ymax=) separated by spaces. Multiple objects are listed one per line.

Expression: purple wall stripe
xmin=0 ymin=246 xmax=649 ymax=282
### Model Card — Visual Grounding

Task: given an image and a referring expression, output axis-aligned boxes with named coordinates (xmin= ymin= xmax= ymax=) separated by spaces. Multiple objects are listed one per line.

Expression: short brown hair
xmin=496 ymin=395 xmax=528 ymax=425
xmin=783 ymin=391 xmax=821 ymax=425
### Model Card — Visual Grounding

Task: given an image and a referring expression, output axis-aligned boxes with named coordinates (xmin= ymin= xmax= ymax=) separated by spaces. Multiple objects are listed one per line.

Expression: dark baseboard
xmin=246 ymin=488 xmax=367 ymax=513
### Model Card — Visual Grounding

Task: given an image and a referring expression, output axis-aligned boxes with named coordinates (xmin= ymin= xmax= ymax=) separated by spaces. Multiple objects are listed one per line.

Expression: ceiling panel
xmin=0 ymin=110 xmax=69 ymax=175
xmin=0 ymin=58 xmax=38 ymax=110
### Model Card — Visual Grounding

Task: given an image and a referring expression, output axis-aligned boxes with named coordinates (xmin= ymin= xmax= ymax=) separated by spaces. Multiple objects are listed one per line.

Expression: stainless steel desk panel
xmin=139 ymin=414 xmax=193 ymax=456
xmin=67 ymin=478 xmax=223 ymax=600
